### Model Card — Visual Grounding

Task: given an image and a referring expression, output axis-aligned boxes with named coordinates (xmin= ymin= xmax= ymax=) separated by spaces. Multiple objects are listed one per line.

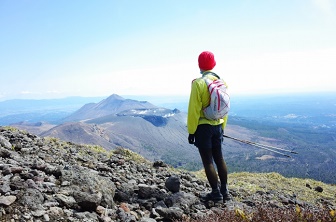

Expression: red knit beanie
xmin=198 ymin=51 xmax=216 ymax=71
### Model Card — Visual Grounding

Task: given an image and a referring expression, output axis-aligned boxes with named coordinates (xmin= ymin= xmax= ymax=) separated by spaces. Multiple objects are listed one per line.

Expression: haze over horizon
xmin=1 ymin=0 xmax=335 ymax=101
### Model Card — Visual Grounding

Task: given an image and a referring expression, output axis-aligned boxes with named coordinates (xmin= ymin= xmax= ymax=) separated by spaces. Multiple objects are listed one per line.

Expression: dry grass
xmin=176 ymin=206 xmax=336 ymax=222
xmin=192 ymin=170 xmax=336 ymax=206
xmin=229 ymin=172 xmax=336 ymax=206
xmin=186 ymin=171 xmax=336 ymax=221
xmin=112 ymin=147 xmax=150 ymax=163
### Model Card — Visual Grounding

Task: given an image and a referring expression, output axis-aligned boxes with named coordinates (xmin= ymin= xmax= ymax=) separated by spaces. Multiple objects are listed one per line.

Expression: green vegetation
xmin=113 ymin=147 xmax=150 ymax=163
xmin=2 ymin=126 xmax=21 ymax=132
xmin=83 ymin=144 xmax=110 ymax=154
xmin=188 ymin=171 xmax=336 ymax=222
xmin=42 ymin=136 xmax=114 ymax=160
xmin=193 ymin=170 xmax=336 ymax=206
xmin=227 ymin=117 xmax=336 ymax=184
xmin=142 ymin=144 xmax=156 ymax=152
xmin=44 ymin=137 xmax=59 ymax=144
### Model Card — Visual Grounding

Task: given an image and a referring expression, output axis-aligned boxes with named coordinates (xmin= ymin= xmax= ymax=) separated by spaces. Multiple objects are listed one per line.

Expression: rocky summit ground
xmin=0 ymin=126 xmax=335 ymax=222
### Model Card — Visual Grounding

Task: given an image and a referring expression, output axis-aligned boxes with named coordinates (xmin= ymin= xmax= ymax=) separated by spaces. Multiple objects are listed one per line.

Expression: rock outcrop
xmin=0 ymin=127 xmax=334 ymax=221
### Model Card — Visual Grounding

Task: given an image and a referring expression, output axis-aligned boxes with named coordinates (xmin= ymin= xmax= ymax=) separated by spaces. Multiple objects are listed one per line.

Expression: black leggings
xmin=195 ymin=124 xmax=228 ymax=190
xmin=198 ymin=144 xmax=228 ymax=189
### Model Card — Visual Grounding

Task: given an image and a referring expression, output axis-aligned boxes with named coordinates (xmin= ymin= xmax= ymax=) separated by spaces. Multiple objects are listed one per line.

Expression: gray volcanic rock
xmin=0 ymin=127 xmax=333 ymax=221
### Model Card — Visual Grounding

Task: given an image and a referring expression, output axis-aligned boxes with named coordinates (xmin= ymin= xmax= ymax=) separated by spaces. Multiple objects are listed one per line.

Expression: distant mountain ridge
xmin=0 ymin=96 xmax=105 ymax=125
xmin=62 ymin=94 xmax=158 ymax=122
xmin=38 ymin=94 xmax=197 ymax=167
xmin=0 ymin=96 xmax=105 ymax=117
xmin=5 ymin=92 xmax=336 ymax=184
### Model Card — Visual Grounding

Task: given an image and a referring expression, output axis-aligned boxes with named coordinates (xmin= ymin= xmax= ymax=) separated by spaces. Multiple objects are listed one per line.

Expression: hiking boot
xmin=220 ymin=184 xmax=232 ymax=201
xmin=222 ymin=192 xmax=232 ymax=201
xmin=200 ymin=190 xmax=223 ymax=202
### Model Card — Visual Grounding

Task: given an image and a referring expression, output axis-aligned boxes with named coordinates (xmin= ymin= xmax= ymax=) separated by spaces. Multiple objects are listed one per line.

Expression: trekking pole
xmin=223 ymin=135 xmax=297 ymax=158
xmin=224 ymin=135 xmax=298 ymax=154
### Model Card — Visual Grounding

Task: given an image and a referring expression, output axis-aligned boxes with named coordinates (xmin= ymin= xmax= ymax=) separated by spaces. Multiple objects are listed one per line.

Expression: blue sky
xmin=0 ymin=0 xmax=335 ymax=101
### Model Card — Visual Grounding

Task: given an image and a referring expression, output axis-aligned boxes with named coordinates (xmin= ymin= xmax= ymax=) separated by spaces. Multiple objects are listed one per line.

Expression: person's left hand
xmin=188 ymin=134 xmax=195 ymax=144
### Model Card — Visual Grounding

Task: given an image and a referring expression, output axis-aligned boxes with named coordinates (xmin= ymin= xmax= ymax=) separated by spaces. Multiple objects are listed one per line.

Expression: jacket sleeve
xmin=187 ymin=80 xmax=202 ymax=134
xmin=222 ymin=115 xmax=228 ymax=130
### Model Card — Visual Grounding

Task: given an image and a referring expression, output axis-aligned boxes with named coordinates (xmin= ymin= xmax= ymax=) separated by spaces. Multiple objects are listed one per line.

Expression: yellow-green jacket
xmin=187 ymin=71 xmax=228 ymax=134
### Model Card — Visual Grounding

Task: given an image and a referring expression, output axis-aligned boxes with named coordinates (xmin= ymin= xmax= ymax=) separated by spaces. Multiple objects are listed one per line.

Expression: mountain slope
xmin=41 ymin=110 xmax=198 ymax=167
xmin=8 ymin=93 xmax=336 ymax=184
xmin=40 ymin=94 xmax=200 ymax=168
xmin=40 ymin=122 xmax=113 ymax=149
xmin=62 ymin=94 xmax=157 ymax=122
xmin=0 ymin=127 xmax=335 ymax=222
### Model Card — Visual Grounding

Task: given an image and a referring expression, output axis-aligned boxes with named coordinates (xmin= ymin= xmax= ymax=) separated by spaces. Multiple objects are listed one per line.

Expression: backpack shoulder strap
xmin=202 ymin=71 xmax=221 ymax=79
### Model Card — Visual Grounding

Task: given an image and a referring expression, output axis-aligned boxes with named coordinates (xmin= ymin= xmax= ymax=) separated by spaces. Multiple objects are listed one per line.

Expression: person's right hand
xmin=188 ymin=134 xmax=195 ymax=144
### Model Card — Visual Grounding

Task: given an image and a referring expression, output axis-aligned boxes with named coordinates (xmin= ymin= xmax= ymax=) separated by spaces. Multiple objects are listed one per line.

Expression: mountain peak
xmin=62 ymin=94 xmax=157 ymax=122
xmin=106 ymin=94 xmax=125 ymax=101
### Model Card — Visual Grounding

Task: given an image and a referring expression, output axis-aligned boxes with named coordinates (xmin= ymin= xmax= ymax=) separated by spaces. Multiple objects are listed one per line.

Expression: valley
xmin=1 ymin=92 xmax=335 ymax=184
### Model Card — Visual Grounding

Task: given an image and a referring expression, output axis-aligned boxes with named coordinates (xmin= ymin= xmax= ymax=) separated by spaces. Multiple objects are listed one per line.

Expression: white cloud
xmin=46 ymin=90 xmax=63 ymax=94
xmin=223 ymin=48 xmax=336 ymax=94
xmin=313 ymin=0 xmax=333 ymax=12
xmin=312 ymin=0 xmax=336 ymax=20
xmin=20 ymin=91 xmax=34 ymax=95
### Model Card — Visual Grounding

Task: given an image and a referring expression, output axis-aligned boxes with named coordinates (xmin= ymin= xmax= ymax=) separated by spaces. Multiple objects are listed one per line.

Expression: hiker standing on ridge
xmin=187 ymin=51 xmax=231 ymax=202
